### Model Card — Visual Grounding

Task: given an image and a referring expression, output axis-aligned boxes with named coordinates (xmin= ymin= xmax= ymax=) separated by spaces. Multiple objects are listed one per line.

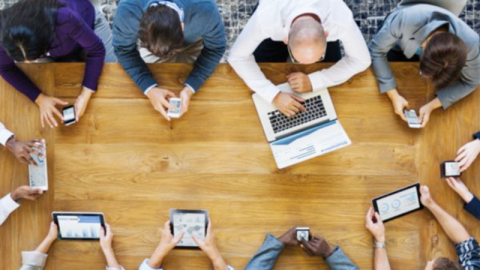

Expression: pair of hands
xmin=6 ymin=137 xmax=43 ymax=166
xmin=366 ymin=186 xmax=435 ymax=243
xmin=149 ymin=220 xmax=226 ymax=269
xmin=387 ymin=89 xmax=439 ymax=128
xmin=272 ymin=72 xmax=312 ymax=117
xmin=278 ymin=227 xmax=334 ymax=259
xmin=146 ymin=87 xmax=193 ymax=121
xmin=34 ymin=87 xmax=93 ymax=128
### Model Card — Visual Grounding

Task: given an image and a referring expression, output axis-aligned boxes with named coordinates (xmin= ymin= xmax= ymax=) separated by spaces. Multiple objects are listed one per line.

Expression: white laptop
xmin=252 ymin=83 xmax=351 ymax=169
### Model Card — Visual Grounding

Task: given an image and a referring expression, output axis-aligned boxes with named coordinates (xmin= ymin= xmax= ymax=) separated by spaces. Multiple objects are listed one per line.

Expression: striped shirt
xmin=456 ymin=237 xmax=480 ymax=270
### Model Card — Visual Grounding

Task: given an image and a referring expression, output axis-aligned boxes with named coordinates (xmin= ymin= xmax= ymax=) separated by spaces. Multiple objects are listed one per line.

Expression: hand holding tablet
xmin=372 ymin=183 xmax=423 ymax=222
xmin=52 ymin=212 xmax=106 ymax=240
xmin=170 ymin=209 xmax=209 ymax=249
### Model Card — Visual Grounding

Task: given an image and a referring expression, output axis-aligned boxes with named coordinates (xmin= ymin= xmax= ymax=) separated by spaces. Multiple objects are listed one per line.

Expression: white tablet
xmin=372 ymin=183 xmax=423 ymax=222
xmin=28 ymin=140 xmax=48 ymax=190
xmin=170 ymin=209 xmax=208 ymax=249
xmin=52 ymin=212 xmax=106 ymax=240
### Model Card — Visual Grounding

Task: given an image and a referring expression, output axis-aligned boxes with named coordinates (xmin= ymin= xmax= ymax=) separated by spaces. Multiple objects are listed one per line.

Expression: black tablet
xmin=372 ymin=183 xmax=423 ymax=222
xmin=52 ymin=212 xmax=106 ymax=240
xmin=170 ymin=209 xmax=209 ymax=249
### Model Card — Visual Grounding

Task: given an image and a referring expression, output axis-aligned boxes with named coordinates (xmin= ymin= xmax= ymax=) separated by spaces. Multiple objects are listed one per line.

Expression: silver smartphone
xmin=404 ymin=109 xmax=421 ymax=128
xmin=167 ymin=98 xmax=182 ymax=119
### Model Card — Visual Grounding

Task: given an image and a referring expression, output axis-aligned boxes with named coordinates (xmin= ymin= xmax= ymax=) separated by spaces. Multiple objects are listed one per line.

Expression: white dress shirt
xmin=228 ymin=0 xmax=371 ymax=103
xmin=0 ymin=122 xmax=14 ymax=146
xmin=0 ymin=193 xmax=20 ymax=225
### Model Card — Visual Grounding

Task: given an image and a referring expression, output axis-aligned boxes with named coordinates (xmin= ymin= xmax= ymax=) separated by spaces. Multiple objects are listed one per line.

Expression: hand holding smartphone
xmin=404 ymin=109 xmax=421 ymax=128
xmin=63 ymin=105 xmax=77 ymax=126
xmin=168 ymin=98 xmax=182 ymax=119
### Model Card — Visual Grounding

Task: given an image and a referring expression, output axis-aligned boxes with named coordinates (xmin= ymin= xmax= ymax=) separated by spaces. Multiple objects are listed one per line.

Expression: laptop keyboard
xmin=268 ymin=95 xmax=327 ymax=134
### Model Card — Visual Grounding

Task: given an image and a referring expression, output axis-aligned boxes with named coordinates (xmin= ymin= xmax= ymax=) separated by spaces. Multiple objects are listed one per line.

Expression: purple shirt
xmin=0 ymin=0 xmax=105 ymax=102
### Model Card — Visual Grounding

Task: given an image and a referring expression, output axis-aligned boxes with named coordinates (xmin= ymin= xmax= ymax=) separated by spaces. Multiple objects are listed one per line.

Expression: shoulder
xmin=56 ymin=7 xmax=82 ymax=26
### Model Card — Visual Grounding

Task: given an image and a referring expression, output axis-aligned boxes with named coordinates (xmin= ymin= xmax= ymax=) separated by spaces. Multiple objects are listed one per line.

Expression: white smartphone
xmin=29 ymin=140 xmax=48 ymax=191
xmin=404 ymin=109 xmax=421 ymax=128
xmin=167 ymin=98 xmax=182 ymax=119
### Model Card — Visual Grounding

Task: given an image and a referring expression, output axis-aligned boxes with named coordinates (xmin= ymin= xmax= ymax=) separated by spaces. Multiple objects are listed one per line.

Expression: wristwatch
xmin=374 ymin=242 xmax=386 ymax=249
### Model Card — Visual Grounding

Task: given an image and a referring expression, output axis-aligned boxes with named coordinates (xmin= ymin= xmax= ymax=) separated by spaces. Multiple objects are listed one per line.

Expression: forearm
xmin=35 ymin=237 xmax=55 ymax=254
xmin=427 ymin=202 xmax=471 ymax=243
xmin=1 ymin=64 xmax=42 ymax=101
xmin=210 ymin=254 xmax=228 ymax=270
xmin=374 ymin=247 xmax=391 ymax=270
xmin=102 ymin=248 xmax=121 ymax=269
xmin=186 ymin=46 xmax=225 ymax=91
xmin=147 ymin=246 xmax=168 ymax=269
xmin=425 ymin=97 xmax=442 ymax=111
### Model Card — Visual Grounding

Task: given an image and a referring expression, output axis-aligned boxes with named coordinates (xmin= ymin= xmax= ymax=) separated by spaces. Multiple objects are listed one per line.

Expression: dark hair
xmin=138 ymin=5 xmax=184 ymax=58
xmin=420 ymin=32 xmax=467 ymax=91
xmin=433 ymin=257 xmax=460 ymax=270
xmin=0 ymin=0 xmax=62 ymax=62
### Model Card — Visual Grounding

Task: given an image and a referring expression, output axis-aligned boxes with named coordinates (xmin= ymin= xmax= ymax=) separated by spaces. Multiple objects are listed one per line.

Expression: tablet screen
xmin=57 ymin=215 xmax=102 ymax=239
xmin=172 ymin=212 xmax=206 ymax=247
xmin=375 ymin=184 xmax=421 ymax=222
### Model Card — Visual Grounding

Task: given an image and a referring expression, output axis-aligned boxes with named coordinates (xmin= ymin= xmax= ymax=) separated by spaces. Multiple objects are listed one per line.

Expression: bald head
xmin=289 ymin=17 xmax=327 ymax=64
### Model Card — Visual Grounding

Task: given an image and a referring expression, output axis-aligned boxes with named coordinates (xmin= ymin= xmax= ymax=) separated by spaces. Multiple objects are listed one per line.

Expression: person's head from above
xmin=286 ymin=14 xmax=328 ymax=65
xmin=0 ymin=0 xmax=62 ymax=62
xmin=425 ymin=257 xmax=460 ymax=270
xmin=420 ymin=32 xmax=467 ymax=91
xmin=139 ymin=4 xmax=185 ymax=59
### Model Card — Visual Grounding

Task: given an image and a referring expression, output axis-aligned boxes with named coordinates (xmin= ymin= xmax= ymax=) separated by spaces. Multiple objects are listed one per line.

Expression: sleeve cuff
xmin=21 ymin=251 xmax=48 ymax=267
xmin=1 ymin=193 xmax=20 ymax=212
xmin=435 ymin=90 xmax=453 ymax=109
xmin=106 ymin=266 xmax=126 ymax=270
xmin=184 ymin=83 xmax=196 ymax=94
xmin=0 ymin=127 xmax=14 ymax=146
xmin=144 ymin=84 xmax=158 ymax=96
xmin=184 ymin=76 xmax=204 ymax=92
xmin=473 ymin=132 xmax=480 ymax=140
xmin=464 ymin=195 xmax=480 ymax=212
xmin=378 ymin=80 xmax=398 ymax=94
xmin=139 ymin=259 xmax=163 ymax=270
xmin=308 ymin=71 xmax=327 ymax=91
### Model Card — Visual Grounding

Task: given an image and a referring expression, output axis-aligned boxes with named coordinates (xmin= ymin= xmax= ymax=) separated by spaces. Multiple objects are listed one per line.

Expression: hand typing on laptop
xmin=272 ymin=92 xmax=306 ymax=117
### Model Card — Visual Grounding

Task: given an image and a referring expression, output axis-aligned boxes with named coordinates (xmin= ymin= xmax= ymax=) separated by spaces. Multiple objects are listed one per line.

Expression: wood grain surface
xmin=0 ymin=62 xmax=479 ymax=270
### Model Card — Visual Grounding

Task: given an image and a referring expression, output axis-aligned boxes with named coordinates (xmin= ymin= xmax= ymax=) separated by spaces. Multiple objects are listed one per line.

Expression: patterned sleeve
xmin=456 ymin=237 xmax=480 ymax=270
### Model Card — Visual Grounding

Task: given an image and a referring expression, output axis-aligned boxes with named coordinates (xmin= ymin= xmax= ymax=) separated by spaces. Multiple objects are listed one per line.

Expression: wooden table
xmin=1 ymin=63 xmax=479 ymax=270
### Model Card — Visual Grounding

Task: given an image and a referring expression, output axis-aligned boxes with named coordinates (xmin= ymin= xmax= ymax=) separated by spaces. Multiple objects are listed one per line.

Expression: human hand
xmin=6 ymin=137 xmax=43 ymax=165
xmin=287 ymin=72 xmax=313 ymax=93
xmin=47 ymin=222 xmax=58 ymax=242
xmin=419 ymin=103 xmax=433 ymax=128
xmin=386 ymin=90 xmax=409 ymax=122
xmin=158 ymin=220 xmax=184 ymax=254
xmin=272 ymin=92 xmax=306 ymax=117
xmin=179 ymin=87 xmax=194 ymax=117
xmin=420 ymin=185 xmax=435 ymax=208
xmin=446 ymin=177 xmax=474 ymax=203
xmin=192 ymin=220 xmax=221 ymax=259
xmin=278 ymin=227 xmax=300 ymax=246
xmin=300 ymin=236 xmax=333 ymax=259
xmin=35 ymin=93 xmax=68 ymax=128
xmin=365 ymin=207 xmax=385 ymax=243
xmin=11 ymin=186 xmax=44 ymax=201
xmin=456 ymin=139 xmax=480 ymax=172
xmin=146 ymin=87 xmax=176 ymax=121
xmin=74 ymin=87 xmax=93 ymax=121
xmin=100 ymin=224 xmax=114 ymax=252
